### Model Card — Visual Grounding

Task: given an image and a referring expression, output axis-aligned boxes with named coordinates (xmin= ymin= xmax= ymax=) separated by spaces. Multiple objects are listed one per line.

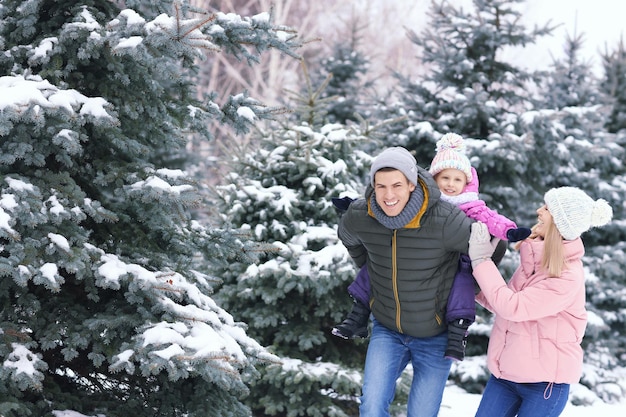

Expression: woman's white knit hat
xmin=544 ymin=187 xmax=613 ymax=240
xmin=429 ymin=133 xmax=473 ymax=183
xmin=370 ymin=147 xmax=418 ymax=187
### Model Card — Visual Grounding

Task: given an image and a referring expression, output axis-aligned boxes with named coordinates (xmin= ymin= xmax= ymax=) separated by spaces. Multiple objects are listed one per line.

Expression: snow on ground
xmin=439 ymin=384 xmax=626 ymax=417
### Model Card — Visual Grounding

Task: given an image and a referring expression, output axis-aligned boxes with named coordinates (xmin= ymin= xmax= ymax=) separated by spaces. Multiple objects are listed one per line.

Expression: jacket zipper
xmin=392 ymin=230 xmax=402 ymax=332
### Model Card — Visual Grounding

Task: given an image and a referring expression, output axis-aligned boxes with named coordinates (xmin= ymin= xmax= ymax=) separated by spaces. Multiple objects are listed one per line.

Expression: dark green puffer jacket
xmin=338 ymin=166 xmax=474 ymax=337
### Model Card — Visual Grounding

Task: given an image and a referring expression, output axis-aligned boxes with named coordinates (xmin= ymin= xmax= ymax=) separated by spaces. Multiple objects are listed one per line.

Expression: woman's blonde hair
xmin=515 ymin=221 xmax=566 ymax=277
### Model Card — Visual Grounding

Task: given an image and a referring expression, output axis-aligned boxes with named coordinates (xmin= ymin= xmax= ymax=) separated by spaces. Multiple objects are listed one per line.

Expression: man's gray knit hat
xmin=544 ymin=187 xmax=613 ymax=240
xmin=370 ymin=147 xmax=418 ymax=187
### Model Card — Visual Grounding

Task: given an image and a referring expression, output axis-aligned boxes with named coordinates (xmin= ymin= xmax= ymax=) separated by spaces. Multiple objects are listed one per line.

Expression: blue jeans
xmin=475 ymin=375 xmax=570 ymax=417
xmin=359 ymin=318 xmax=452 ymax=417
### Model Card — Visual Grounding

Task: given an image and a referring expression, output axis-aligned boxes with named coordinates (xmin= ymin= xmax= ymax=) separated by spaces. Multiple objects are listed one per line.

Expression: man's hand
xmin=469 ymin=222 xmax=501 ymax=269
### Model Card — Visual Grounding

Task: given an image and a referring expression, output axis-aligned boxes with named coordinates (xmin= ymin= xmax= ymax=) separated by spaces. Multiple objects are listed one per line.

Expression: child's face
xmin=435 ymin=168 xmax=467 ymax=197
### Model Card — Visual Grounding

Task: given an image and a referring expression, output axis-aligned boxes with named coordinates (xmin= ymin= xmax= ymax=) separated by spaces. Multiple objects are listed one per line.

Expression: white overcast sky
xmin=517 ymin=0 xmax=625 ymax=73
xmin=347 ymin=0 xmax=626 ymax=79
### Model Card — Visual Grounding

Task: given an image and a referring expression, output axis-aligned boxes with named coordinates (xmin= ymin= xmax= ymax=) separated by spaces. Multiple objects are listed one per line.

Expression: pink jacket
xmin=474 ymin=237 xmax=587 ymax=384
xmin=458 ymin=167 xmax=517 ymax=240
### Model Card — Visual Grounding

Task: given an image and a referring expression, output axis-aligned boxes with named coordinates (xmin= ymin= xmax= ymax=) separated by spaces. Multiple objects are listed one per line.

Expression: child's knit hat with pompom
xmin=544 ymin=187 xmax=613 ymax=240
xmin=429 ymin=133 xmax=473 ymax=183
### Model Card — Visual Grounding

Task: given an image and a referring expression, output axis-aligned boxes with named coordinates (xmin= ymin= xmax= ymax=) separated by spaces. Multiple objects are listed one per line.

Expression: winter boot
xmin=445 ymin=318 xmax=471 ymax=361
xmin=331 ymin=299 xmax=370 ymax=339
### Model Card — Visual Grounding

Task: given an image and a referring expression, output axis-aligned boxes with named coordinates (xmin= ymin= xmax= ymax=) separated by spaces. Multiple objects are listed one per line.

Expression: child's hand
xmin=506 ymin=227 xmax=531 ymax=242
xmin=332 ymin=196 xmax=355 ymax=214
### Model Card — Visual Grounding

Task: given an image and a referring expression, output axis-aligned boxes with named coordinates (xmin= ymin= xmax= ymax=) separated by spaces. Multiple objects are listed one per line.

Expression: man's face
xmin=374 ymin=169 xmax=416 ymax=217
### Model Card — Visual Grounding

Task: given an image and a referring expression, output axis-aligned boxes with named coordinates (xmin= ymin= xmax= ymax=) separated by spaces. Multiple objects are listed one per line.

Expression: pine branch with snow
xmin=0 ymin=1 xmax=300 ymax=416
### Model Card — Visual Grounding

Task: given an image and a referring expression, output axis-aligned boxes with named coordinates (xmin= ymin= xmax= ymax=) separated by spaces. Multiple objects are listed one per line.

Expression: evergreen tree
xmin=212 ymin=62 xmax=381 ymax=416
xmin=537 ymin=31 xmax=602 ymax=110
xmin=521 ymin=31 xmax=620 ymax=200
xmin=312 ymin=19 xmax=374 ymax=125
xmin=600 ymin=37 xmax=626 ymax=134
xmin=503 ymin=30 xmax=613 ymax=215
xmin=0 ymin=1 xmax=300 ymax=416
xmin=384 ymin=0 xmax=554 ymax=155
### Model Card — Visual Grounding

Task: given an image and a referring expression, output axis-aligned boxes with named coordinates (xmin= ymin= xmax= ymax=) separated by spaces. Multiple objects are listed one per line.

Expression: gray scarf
xmin=369 ymin=188 xmax=424 ymax=229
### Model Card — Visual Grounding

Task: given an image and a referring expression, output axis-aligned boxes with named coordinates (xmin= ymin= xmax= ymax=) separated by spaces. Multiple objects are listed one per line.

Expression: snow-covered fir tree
xmin=383 ymin=0 xmax=554 ymax=152
xmin=526 ymin=31 xmax=616 ymax=195
xmin=311 ymin=20 xmax=374 ymax=125
xmin=0 ymin=0 xmax=301 ymax=416
xmin=600 ymin=38 xmax=626 ymax=134
xmin=494 ymin=30 xmax=595 ymax=201
xmin=537 ymin=31 xmax=602 ymax=110
xmin=212 ymin=63 xmax=382 ymax=416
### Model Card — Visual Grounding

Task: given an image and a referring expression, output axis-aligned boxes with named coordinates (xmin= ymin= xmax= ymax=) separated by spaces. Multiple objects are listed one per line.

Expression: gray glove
xmin=469 ymin=222 xmax=501 ymax=269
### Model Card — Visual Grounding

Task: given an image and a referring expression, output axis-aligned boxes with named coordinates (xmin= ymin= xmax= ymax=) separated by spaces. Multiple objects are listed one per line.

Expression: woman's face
xmin=374 ymin=169 xmax=416 ymax=217
xmin=535 ymin=204 xmax=554 ymax=238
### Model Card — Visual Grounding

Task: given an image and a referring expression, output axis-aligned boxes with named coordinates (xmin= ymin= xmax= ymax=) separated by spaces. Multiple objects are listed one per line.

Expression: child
xmin=332 ymin=133 xmax=531 ymax=361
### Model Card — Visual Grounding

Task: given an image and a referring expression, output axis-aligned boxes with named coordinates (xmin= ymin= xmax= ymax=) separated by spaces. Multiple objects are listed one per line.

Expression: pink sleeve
xmin=460 ymin=200 xmax=517 ymax=240
xmin=472 ymin=261 xmax=582 ymax=322
xmin=475 ymin=291 xmax=493 ymax=312
xmin=460 ymin=166 xmax=518 ymax=240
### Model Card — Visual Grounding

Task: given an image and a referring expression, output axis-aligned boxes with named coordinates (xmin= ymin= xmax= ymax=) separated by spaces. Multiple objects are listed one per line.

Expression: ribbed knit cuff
xmin=471 ymin=256 xmax=492 ymax=270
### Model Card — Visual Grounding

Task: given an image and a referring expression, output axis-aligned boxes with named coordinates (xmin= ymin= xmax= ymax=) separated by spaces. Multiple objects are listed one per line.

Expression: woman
xmin=467 ymin=186 xmax=613 ymax=417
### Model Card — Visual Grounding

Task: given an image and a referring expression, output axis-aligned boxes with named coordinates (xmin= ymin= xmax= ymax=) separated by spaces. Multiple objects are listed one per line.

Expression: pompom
xmin=591 ymin=199 xmax=613 ymax=227
xmin=436 ymin=133 xmax=466 ymax=154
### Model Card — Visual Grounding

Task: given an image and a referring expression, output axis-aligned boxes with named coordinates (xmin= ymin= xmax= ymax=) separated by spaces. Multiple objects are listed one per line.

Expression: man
xmin=337 ymin=146 xmax=474 ymax=417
